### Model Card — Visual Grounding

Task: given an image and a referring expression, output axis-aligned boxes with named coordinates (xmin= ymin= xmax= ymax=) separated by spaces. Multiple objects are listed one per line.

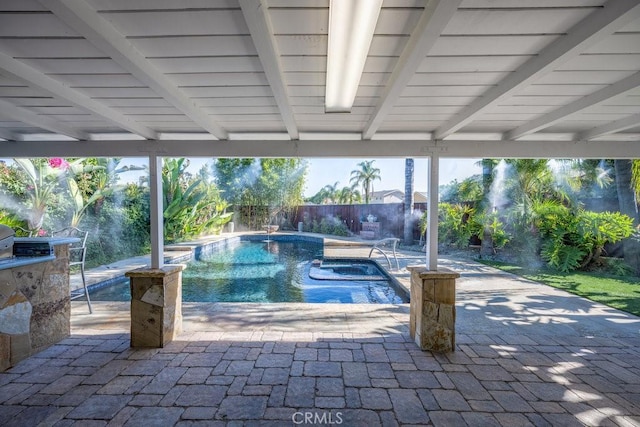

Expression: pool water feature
xmin=89 ymin=235 xmax=408 ymax=304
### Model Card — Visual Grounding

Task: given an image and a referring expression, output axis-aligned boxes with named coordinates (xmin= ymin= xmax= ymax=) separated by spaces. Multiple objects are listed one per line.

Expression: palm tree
xmin=478 ymin=159 xmax=499 ymax=256
xmin=632 ymin=160 xmax=640 ymax=201
xmin=322 ymin=181 xmax=340 ymax=204
xmin=403 ymin=158 xmax=414 ymax=245
xmin=485 ymin=159 xmax=566 ymax=257
xmin=614 ymin=159 xmax=640 ymax=274
xmin=337 ymin=185 xmax=362 ymax=204
xmin=350 ymin=160 xmax=381 ymax=204
xmin=559 ymin=159 xmax=614 ymax=199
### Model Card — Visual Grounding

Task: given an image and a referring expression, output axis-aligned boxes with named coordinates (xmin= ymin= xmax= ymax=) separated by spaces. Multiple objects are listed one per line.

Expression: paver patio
xmin=2 ymin=244 xmax=640 ymax=426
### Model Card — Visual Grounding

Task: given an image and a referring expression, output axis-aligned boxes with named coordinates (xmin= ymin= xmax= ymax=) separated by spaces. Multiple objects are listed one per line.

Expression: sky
xmin=103 ymin=157 xmax=483 ymax=197
xmin=301 ymin=158 xmax=482 ymax=197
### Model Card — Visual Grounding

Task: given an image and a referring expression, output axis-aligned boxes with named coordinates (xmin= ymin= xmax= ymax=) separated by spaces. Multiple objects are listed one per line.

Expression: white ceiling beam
xmin=0 ymin=128 xmax=17 ymax=141
xmin=239 ymin=0 xmax=298 ymax=140
xmin=0 ymin=52 xmax=157 ymax=140
xmin=0 ymin=99 xmax=87 ymax=140
xmin=434 ymin=0 xmax=640 ymax=140
xmin=3 ymin=138 xmax=640 ymax=159
xmin=362 ymin=0 xmax=462 ymax=140
xmin=505 ymin=72 xmax=640 ymax=140
xmin=578 ymin=112 xmax=640 ymax=141
xmin=40 ymin=0 xmax=228 ymax=140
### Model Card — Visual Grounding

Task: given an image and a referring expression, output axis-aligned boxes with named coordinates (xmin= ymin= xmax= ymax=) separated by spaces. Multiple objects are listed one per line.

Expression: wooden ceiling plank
xmin=239 ymin=0 xmax=300 ymax=139
xmin=363 ymin=0 xmax=464 ymax=139
xmin=0 ymin=98 xmax=87 ymax=139
xmin=578 ymin=112 xmax=640 ymax=140
xmin=506 ymin=71 xmax=640 ymax=139
xmin=0 ymin=128 xmax=17 ymax=141
xmin=0 ymin=51 xmax=157 ymax=139
xmin=434 ymin=0 xmax=640 ymax=139
xmin=40 ymin=0 xmax=228 ymax=139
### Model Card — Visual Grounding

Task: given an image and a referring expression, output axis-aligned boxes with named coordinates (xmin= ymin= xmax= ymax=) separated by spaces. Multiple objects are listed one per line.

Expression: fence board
xmin=293 ymin=202 xmax=428 ymax=241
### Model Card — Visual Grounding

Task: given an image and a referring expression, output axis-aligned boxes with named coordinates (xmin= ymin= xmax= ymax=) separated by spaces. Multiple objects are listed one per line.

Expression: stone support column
xmin=407 ymin=265 xmax=459 ymax=352
xmin=126 ymin=265 xmax=184 ymax=348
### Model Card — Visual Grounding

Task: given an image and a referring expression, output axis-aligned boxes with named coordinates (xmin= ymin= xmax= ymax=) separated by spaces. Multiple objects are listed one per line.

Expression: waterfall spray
xmin=489 ymin=160 xmax=509 ymax=212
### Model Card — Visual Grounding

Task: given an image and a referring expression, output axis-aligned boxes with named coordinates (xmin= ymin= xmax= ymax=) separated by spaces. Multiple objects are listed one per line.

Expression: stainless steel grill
xmin=0 ymin=225 xmax=15 ymax=261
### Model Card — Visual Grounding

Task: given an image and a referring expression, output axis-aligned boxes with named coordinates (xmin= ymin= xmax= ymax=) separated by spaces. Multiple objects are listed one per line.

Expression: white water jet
xmin=549 ymin=159 xmax=566 ymax=188
xmin=0 ymin=194 xmax=34 ymax=230
xmin=488 ymin=160 xmax=509 ymax=212
xmin=596 ymin=159 xmax=610 ymax=185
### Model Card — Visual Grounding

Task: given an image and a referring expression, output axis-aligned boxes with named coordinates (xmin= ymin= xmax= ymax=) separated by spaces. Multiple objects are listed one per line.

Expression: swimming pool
xmin=88 ymin=235 xmax=408 ymax=304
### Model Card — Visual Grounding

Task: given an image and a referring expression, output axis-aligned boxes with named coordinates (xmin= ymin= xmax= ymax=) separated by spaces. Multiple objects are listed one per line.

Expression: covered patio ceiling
xmin=0 ymin=0 xmax=640 ymax=159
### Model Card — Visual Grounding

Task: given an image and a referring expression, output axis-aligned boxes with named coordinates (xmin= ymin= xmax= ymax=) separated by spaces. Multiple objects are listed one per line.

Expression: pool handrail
xmin=368 ymin=238 xmax=400 ymax=270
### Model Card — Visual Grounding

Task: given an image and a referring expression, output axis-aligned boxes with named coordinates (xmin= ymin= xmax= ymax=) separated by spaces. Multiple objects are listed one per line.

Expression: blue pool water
xmin=89 ymin=237 xmax=408 ymax=304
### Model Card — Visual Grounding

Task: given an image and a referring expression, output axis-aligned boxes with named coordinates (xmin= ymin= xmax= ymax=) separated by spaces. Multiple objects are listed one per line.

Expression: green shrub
xmin=307 ymin=216 xmax=348 ymax=236
xmin=0 ymin=210 xmax=29 ymax=235
xmin=438 ymin=203 xmax=481 ymax=248
xmin=533 ymin=201 xmax=633 ymax=272
xmin=599 ymin=257 xmax=634 ymax=276
xmin=163 ymin=158 xmax=232 ymax=243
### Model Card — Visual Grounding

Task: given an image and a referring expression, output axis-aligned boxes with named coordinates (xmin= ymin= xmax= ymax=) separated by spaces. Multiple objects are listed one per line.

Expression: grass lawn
xmin=479 ymin=260 xmax=640 ymax=317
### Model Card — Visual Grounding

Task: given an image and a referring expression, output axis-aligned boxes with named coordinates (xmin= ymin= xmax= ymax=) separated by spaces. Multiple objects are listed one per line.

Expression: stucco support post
xmin=408 ymin=153 xmax=459 ymax=352
xmin=125 ymin=155 xmax=184 ymax=348
xmin=426 ymin=154 xmax=439 ymax=270
xmin=149 ymin=154 xmax=164 ymax=269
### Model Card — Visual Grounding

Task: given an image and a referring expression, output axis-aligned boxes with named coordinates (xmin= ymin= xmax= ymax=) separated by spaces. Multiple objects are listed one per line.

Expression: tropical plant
xmin=632 ymin=159 xmax=640 ymax=200
xmin=0 ymin=210 xmax=28 ymax=235
xmin=504 ymin=159 xmax=568 ymax=214
xmin=438 ymin=203 xmax=481 ymax=248
xmin=64 ymin=160 xmax=109 ymax=227
xmin=532 ymin=201 xmax=583 ymax=272
xmin=533 ymin=201 xmax=634 ymax=272
xmin=614 ymin=159 xmax=640 ymax=275
xmin=479 ymin=159 xmax=500 ymax=256
xmin=563 ymin=159 xmax=614 ymax=198
xmin=349 ymin=160 xmax=381 ymax=204
xmin=254 ymin=158 xmax=306 ymax=226
xmin=336 ymin=184 xmax=362 ymax=204
xmin=215 ymin=158 xmax=306 ymax=229
xmin=12 ymin=158 xmax=79 ymax=232
xmin=213 ymin=158 xmax=257 ymax=206
xmin=321 ymin=182 xmax=340 ymax=204
xmin=163 ymin=158 xmax=232 ymax=242
xmin=307 ymin=187 xmax=329 ymax=204
xmin=69 ymin=158 xmax=144 ymax=222
xmin=578 ymin=211 xmax=633 ymax=267
xmin=476 ymin=211 xmax=509 ymax=250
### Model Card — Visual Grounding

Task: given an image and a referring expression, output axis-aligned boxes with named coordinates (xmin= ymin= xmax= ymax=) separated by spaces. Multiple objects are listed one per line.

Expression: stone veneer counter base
xmin=0 ymin=241 xmax=75 ymax=371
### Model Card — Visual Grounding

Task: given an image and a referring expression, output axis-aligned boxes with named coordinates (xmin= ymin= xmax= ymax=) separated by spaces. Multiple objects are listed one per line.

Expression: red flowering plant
xmin=48 ymin=157 xmax=70 ymax=170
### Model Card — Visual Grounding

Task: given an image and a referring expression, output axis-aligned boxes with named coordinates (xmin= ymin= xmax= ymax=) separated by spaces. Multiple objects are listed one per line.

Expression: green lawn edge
xmin=478 ymin=260 xmax=640 ymax=317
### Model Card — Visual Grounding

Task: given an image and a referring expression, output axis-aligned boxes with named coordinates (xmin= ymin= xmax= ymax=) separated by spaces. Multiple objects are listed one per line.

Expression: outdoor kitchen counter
xmin=0 ymin=237 xmax=79 ymax=271
xmin=0 ymin=237 xmax=79 ymax=371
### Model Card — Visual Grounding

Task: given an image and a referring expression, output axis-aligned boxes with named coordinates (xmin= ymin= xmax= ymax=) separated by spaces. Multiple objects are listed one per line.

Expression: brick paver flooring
xmin=2 ymin=253 xmax=640 ymax=426
xmin=2 ymin=320 xmax=640 ymax=425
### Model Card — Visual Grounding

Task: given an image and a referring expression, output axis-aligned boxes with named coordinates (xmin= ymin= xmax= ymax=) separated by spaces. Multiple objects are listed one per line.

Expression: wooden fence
xmin=292 ymin=202 xmax=428 ymax=240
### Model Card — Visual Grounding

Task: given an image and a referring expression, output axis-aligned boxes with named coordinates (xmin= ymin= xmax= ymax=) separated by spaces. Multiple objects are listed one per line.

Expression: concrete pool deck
xmin=2 ymin=235 xmax=640 ymax=425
